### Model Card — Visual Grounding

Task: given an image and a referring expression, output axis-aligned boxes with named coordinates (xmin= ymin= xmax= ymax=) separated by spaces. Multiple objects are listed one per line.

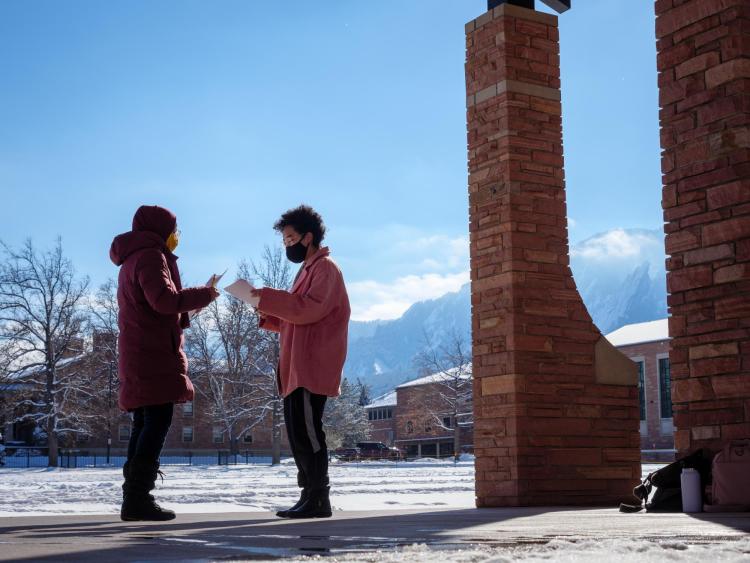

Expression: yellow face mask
xmin=166 ymin=230 xmax=180 ymax=252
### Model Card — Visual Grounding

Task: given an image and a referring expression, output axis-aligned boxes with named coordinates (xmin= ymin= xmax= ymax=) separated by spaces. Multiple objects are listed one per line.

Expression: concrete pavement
xmin=0 ymin=508 xmax=748 ymax=561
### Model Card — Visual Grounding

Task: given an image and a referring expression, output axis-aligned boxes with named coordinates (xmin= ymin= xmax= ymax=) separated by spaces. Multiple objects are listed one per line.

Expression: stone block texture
xmin=656 ymin=0 xmax=750 ymax=455
xmin=466 ymin=4 xmax=640 ymax=507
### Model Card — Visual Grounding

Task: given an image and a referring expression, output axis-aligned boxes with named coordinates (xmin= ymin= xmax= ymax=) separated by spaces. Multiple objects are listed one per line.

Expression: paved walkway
xmin=1 ymin=508 xmax=748 ymax=561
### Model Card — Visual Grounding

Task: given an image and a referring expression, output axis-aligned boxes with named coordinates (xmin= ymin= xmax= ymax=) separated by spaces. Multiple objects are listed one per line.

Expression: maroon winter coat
xmin=110 ymin=206 xmax=214 ymax=411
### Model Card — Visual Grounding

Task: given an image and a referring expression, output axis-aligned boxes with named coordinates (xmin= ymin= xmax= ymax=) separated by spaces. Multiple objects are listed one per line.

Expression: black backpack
xmin=619 ymin=449 xmax=713 ymax=513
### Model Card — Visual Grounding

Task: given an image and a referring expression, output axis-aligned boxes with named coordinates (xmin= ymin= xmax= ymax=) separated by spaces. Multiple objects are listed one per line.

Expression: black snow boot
xmin=120 ymin=456 xmax=175 ymax=522
xmin=121 ymin=460 xmax=131 ymax=495
xmin=276 ymin=488 xmax=310 ymax=518
xmin=286 ymin=487 xmax=332 ymax=519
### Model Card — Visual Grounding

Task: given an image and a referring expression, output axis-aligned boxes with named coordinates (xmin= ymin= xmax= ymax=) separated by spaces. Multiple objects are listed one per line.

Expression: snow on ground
xmin=0 ymin=458 xmax=480 ymax=517
xmin=289 ymin=537 xmax=750 ymax=563
xmin=0 ymin=460 xmax=663 ymax=517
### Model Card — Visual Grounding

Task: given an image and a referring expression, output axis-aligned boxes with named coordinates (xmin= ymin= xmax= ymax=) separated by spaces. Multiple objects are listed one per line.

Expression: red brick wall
xmin=368 ymin=416 xmax=397 ymax=446
xmin=466 ymin=4 xmax=640 ymax=506
xmin=617 ymin=340 xmax=675 ymax=451
xmin=655 ymin=0 xmax=750 ymax=454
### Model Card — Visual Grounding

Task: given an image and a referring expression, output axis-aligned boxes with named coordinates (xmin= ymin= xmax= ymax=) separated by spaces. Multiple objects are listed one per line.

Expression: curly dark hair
xmin=273 ymin=205 xmax=327 ymax=246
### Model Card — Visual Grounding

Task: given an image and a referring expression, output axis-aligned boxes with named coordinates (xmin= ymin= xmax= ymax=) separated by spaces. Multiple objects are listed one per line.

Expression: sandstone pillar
xmin=656 ymin=0 xmax=750 ymax=454
xmin=466 ymin=4 xmax=641 ymax=506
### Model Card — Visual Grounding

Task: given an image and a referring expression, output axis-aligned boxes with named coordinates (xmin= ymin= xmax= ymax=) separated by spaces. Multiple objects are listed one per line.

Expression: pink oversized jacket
xmin=257 ymin=247 xmax=350 ymax=398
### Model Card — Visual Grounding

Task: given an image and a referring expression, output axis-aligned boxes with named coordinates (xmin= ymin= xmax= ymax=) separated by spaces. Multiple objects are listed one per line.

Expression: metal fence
xmin=0 ymin=446 xmax=286 ymax=469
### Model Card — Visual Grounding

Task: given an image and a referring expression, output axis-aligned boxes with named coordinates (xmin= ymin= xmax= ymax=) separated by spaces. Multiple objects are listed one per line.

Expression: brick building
xmin=605 ymin=319 xmax=675 ymax=458
xmin=365 ymin=391 xmax=397 ymax=446
xmin=366 ymin=370 xmax=475 ymax=459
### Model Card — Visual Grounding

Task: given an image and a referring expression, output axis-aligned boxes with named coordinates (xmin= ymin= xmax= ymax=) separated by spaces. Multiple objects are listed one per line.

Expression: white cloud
xmin=391 ymin=233 xmax=469 ymax=272
xmin=349 ymin=270 xmax=470 ymax=321
xmin=571 ymin=228 xmax=662 ymax=260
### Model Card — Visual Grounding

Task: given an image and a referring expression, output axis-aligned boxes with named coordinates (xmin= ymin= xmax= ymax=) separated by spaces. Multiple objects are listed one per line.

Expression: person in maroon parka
xmin=110 ymin=205 xmax=218 ymax=521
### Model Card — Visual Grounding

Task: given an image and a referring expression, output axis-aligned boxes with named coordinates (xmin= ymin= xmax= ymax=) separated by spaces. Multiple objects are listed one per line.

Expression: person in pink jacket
xmin=253 ymin=205 xmax=350 ymax=519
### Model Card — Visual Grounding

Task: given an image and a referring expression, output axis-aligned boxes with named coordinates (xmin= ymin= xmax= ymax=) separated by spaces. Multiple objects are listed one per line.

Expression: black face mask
xmin=286 ymin=235 xmax=309 ymax=264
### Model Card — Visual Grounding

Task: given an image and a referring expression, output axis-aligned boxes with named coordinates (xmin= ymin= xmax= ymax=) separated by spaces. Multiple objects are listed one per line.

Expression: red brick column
xmin=656 ymin=0 xmax=750 ymax=454
xmin=466 ymin=4 xmax=641 ymax=507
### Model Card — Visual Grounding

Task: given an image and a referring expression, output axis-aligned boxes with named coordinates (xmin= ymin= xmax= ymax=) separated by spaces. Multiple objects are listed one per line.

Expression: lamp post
xmin=106 ymin=362 xmax=112 ymax=464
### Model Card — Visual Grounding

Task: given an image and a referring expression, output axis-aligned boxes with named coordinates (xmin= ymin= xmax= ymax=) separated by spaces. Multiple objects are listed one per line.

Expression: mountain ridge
xmin=346 ymin=228 xmax=668 ymax=396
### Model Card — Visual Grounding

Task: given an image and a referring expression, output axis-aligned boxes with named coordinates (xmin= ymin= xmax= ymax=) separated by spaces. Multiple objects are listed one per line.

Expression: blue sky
xmin=0 ymin=1 xmax=661 ymax=320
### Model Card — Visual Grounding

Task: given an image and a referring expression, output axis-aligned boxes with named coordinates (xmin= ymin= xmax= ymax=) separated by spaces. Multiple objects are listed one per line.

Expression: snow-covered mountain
xmin=345 ymin=283 xmax=471 ymax=396
xmin=346 ymin=228 xmax=668 ymax=396
xmin=570 ymin=228 xmax=668 ymax=333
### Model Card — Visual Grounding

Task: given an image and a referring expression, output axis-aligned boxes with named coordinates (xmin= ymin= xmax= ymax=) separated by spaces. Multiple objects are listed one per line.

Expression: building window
xmin=637 ymin=361 xmax=645 ymax=421
xmin=183 ymin=401 xmax=193 ymax=416
xmin=212 ymin=426 xmax=224 ymax=444
xmin=368 ymin=408 xmax=394 ymax=421
xmin=243 ymin=433 xmax=253 ymax=443
xmin=182 ymin=426 xmax=194 ymax=443
xmin=443 ymin=416 xmax=453 ymax=428
xmin=659 ymin=357 xmax=672 ymax=419
xmin=406 ymin=421 xmax=413 ymax=434
xmin=118 ymin=424 xmax=131 ymax=442
xmin=424 ymin=422 xmax=432 ymax=433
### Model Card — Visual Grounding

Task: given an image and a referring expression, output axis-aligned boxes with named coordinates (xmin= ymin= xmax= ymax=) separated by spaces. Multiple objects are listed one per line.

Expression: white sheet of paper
xmin=206 ymin=268 xmax=228 ymax=288
xmin=189 ymin=269 xmax=228 ymax=319
xmin=224 ymin=279 xmax=259 ymax=307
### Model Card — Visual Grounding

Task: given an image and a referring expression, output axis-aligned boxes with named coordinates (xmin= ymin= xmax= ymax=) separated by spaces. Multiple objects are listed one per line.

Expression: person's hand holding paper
xmin=225 ymin=279 xmax=260 ymax=308
xmin=189 ymin=269 xmax=226 ymax=318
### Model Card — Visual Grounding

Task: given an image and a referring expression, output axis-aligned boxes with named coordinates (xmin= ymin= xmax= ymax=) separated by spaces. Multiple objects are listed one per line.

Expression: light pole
xmin=106 ymin=362 xmax=112 ymax=464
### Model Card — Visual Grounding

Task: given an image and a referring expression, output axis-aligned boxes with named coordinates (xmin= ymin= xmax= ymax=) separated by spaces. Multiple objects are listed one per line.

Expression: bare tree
xmin=249 ymin=246 xmax=293 ymax=465
xmin=88 ymin=278 xmax=121 ymax=459
xmin=0 ymin=238 xmax=91 ymax=466
xmin=186 ymin=285 xmax=260 ymax=455
xmin=414 ymin=329 xmax=473 ymax=461
xmin=185 ymin=248 xmax=292 ymax=462
xmin=324 ymin=378 xmax=371 ymax=449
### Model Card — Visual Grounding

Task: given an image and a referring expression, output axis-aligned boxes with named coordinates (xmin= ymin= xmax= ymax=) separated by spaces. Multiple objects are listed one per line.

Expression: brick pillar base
xmin=656 ymin=0 xmax=750 ymax=454
xmin=466 ymin=4 xmax=641 ymax=507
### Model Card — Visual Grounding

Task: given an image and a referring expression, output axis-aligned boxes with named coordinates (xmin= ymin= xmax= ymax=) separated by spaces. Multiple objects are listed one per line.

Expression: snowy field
xmin=0 ymin=458 xmax=480 ymax=517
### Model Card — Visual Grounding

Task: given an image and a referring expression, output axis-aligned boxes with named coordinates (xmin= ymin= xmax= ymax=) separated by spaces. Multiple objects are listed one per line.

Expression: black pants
xmin=284 ymin=387 xmax=328 ymax=491
xmin=127 ymin=403 xmax=174 ymax=462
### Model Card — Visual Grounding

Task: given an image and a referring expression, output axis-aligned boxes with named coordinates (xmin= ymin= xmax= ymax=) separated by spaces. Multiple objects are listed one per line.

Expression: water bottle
xmin=681 ymin=468 xmax=702 ymax=513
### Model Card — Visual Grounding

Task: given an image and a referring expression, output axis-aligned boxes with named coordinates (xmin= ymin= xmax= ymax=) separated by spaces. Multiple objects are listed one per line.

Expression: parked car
xmin=356 ymin=441 xmax=402 ymax=461
xmin=332 ymin=447 xmax=360 ymax=462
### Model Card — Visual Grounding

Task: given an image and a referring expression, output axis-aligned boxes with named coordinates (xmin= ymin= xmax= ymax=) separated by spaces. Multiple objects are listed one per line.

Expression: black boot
xmin=286 ymin=487 xmax=332 ymax=519
xmin=121 ymin=460 xmax=131 ymax=496
xmin=276 ymin=488 xmax=310 ymax=518
xmin=121 ymin=456 xmax=175 ymax=522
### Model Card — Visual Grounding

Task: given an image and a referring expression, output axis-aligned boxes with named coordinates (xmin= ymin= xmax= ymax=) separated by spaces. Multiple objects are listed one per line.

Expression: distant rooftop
xmin=396 ymin=364 xmax=472 ymax=390
xmin=605 ymin=318 xmax=670 ymax=347
xmin=365 ymin=391 xmax=397 ymax=409
xmin=7 ymin=354 xmax=88 ymax=381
